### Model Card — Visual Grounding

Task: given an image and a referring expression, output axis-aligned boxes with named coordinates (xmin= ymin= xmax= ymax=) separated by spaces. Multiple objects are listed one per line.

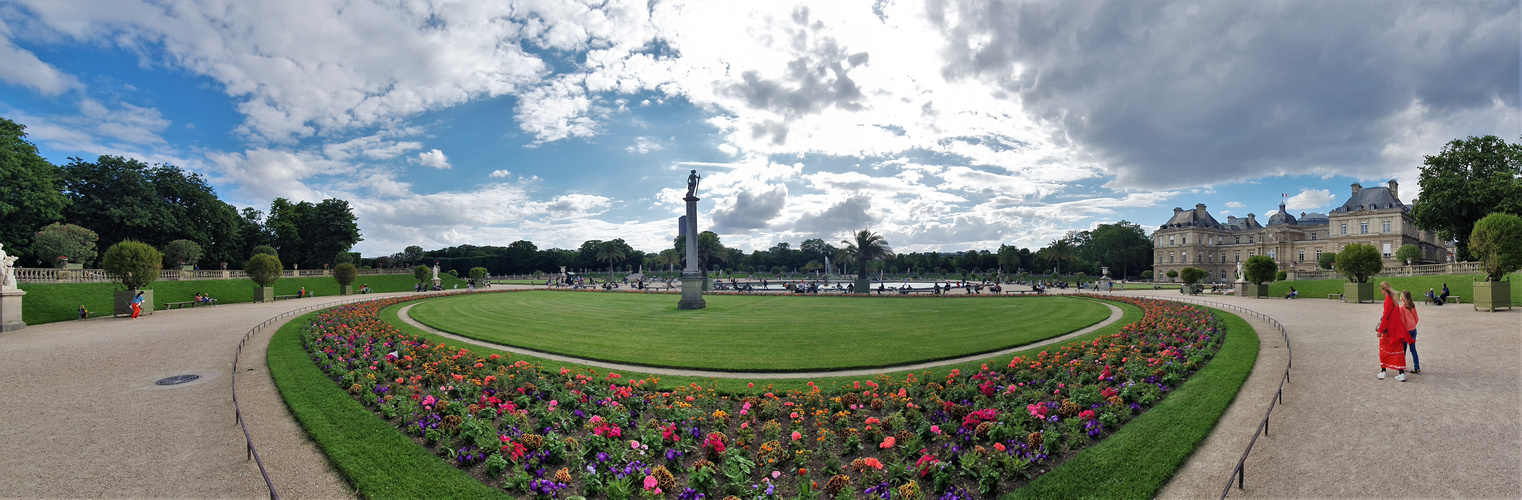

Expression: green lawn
xmin=1267 ymin=271 xmax=1522 ymax=303
xmin=17 ymin=273 xmax=467 ymax=325
xmin=267 ymin=310 xmax=508 ymax=499
xmin=1009 ymin=308 xmax=1259 ymax=499
xmin=406 ymin=291 xmax=1111 ymax=371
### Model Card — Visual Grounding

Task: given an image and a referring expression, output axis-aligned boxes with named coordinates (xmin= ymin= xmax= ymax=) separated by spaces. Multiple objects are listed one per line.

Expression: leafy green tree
xmin=1335 ymin=243 xmax=1384 ymax=283
xmin=333 ymin=262 xmax=358 ymax=287
xmin=842 ymin=229 xmax=893 ymax=292
xmin=305 ymin=198 xmax=362 ymax=268
xmin=469 ymin=267 xmax=488 ymax=281
xmin=997 ymin=244 xmax=1023 ymax=273
xmin=1 ymin=117 xmax=69 ymax=263
xmin=61 ymin=156 xmax=241 ymax=265
xmin=30 ymin=222 xmax=97 ymax=267
xmin=1394 ymin=244 xmax=1423 ymax=265
xmin=1166 ymin=270 xmax=1179 ymax=280
xmin=413 ymin=265 xmax=431 ymax=285
xmin=245 ymin=254 xmax=283 ymax=287
xmin=1317 ymin=251 xmax=1337 ymax=270
xmin=163 ymin=239 xmax=203 ymax=268
xmin=1469 ymin=213 xmax=1522 ymax=281
xmin=1411 ymin=135 xmax=1522 ymax=261
xmin=1078 ymin=221 xmax=1153 ymax=278
xmin=401 ymin=245 xmax=425 ymax=266
xmin=504 ymin=240 xmax=538 ymax=274
xmin=1140 ymin=270 xmax=1153 ymax=280
xmin=102 ymin=241 xmax=162 ymax=290
xmin=1275 ymin=270 xmax=1288 ymax=282
xmin=596 ymin=241 xmax=627 ymax=278
xmin=251 ymin=245 xmax=278 ymax=258
xmin=1244 ymin=255 xmax=1278 ymax=284
xmin=1037 ymin=239 xmax=1077 ymax=274
xmin=1179 ymin=267 xmax=1208 ymax=285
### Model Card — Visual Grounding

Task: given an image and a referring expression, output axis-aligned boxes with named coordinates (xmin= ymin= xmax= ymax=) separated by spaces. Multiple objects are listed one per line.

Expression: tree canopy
xmin=1335 ymin=243 xmax=1384 ymax=283
xmin=1411 ymin=135 xmax=1522 ymax=261
xmin=842 ymin=229 xmax=893 ymax=281
xmin=30 ymin=222 xmax=97 ymax=267
xmin=1244 ymin=255 xmax=1278 ymax=284
xmin=0 ymin=117 xmax=69 ymax=263
xmin=62 ymin=155 xmax=243 ymax=266
xmin=1469 ymin=212 xmax=1522 ymax=281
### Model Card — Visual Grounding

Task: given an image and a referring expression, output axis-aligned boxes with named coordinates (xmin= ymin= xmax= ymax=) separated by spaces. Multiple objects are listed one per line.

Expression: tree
xmin=1079 ymin=221 xmax=1153 ymax=278
xmin=1140 ymin=270 xmax=1153 ymax=280
xmin=504 ymin=240 xmax=538 ymax=274
xmin=596 ymin=240 xmax=627 ymax=278
xmin=1037 ymin=239 xmax=1077 ymax=274
xmin=413 ymin=265 xmax=431 ymax=285
xmin=1166 ymin=270 xmax=1179 ymax=280
xmin=102 ymin=241 xmax=162 ymax=290
xmin=1 ymin=117 xmax=69 ymax=263
xmin=251 ymin=245 xmax=278 ymax=258
xmin=469 ymin=267 xmax=488 ymax=281
xmin=1469 ymin=212 xmax=1522 ymax=281
xmin=1179 ymin=267 xmax=1208 ymax=285
xmin=303 ymin=199 xmax=363 ymax=269
xmin=996 ymin=244 xmax=1023 ymax=273
xmin=1317 ymin=251 xmax=1337 ymax=270
xmin=1275 ymin=270 xmax=1288 ymax=281
xmin=1244 ymin=255 xmax=1278 ymax=284
xmin=61 ymin=156 xmax=241 ymax=265
xmin=163 ymin=239 xmax=203 ymax=268
xmin=245 ymin=254 xmax=283 ymax=287
xmin=1335 ymin=243 xmax=1384 ymax=283
xmin=1394 ymin=244 xmax=1423 ymax=265
xmin=333 ymin=262 xmax=358 ymax=288
xmin=842 ymin=229 xmax=893 ymax=292
xmin=1411 ymin=135 xmax=1522 ymax=261
xmin=30 ymin=222 xmax=97 ymax=267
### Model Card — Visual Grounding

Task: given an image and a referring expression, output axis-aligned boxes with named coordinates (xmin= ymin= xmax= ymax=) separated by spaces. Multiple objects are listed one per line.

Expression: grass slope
xmin=17 ymin=273 xmax=467 ymax=325
xmin=1266 ymin=271 xmax=1522 ymax=303
xmin=267 ymin=309 xmax=509 ymax=499
xmin=407 ymin=292 xmax=1110 ymax=371
xmin=1009 ymin=308 xmax=1259 ymax=499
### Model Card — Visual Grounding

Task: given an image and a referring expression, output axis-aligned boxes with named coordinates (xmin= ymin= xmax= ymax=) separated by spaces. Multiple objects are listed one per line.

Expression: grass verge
xmin=407 ymin=292 xmax=1111 ymax=371
xmin=18 ymin=273 xmax=467 ymax=325
xmin=1266 ymin=271 xmax=1522 ymax=303
xmin=267 ymin=309 xmax=509 ymax=499
xmin=1008 ymin=307 xmax=1259 ymax=499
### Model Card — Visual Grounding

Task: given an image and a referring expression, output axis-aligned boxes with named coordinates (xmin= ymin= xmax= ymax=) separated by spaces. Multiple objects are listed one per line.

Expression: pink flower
xmin=791 ymin=431 xmax=802 ymax=441
xmin=771 ymin=470 xmax=781 ymax=479
xmin=1079 ymin=410 xmax=1096 ymax=421
xmin=862 ymin=458 xmax=884 ymax=470
xmin=880 ymin=436 xmax=896 ymax=449
xmin=631 ymin=440 xmax=641 ymax=449
xmin=930 ymin=425 xmax=941 ymax=434
xmin=644 ymin=475 xmax=659 ymax=490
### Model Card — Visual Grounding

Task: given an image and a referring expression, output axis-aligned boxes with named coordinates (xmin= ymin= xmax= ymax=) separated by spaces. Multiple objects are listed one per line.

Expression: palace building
xmin=1152 ymin=181 xmax=1449 ymax=283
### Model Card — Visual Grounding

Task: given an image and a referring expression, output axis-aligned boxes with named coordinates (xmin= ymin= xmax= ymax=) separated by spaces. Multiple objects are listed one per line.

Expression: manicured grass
xmin=407 ymin=291 xmax=1111 ymax=371
xmin=488 ymin=279 xmax=544 ymax=285
xmin=1266 ymin=271 xmax=1522 ymax=303
xmin=1009 ymin=307 xmax=1259 ymax=499
xmin=17 ymin=273 xmax=467 ymax=325
xmin=267 ymin=309 xmax=509 ymax=499
xmin=380 ymin=296 xmax=1143 ymax=395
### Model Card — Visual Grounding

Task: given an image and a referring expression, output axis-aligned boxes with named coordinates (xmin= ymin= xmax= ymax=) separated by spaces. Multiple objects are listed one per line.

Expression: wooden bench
xmin=1005 ymin=290 xmax=1040 ymax=295
xmin=165 ymin=301 xmax=198 ymax=309
xmin=1328 ymin=293 xmax=1341 ymax=300
xmin=273 ymin=294 xmax=299 ymax=301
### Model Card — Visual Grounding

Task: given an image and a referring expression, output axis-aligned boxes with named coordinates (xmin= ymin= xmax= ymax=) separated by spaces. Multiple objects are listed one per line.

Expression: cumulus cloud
xmin=415 ymin=149 xmax=450 ymax=169
xmin=791 ymin=195 xmax=876 ymax=235
xmin=712 ymin=184 xmax=788 ymax=232
xmin=1224 ymin=201 xmax=1246 ymax=209
xmin=0 ymin=25 xmax=79 ymax=95
xmin=626 ymin=136 xmax=663 ymax=154
xmin=1285 ymin=189 xmax=1337 ymax=212
xmin=489 ymin=169 xmax=512 ymax=178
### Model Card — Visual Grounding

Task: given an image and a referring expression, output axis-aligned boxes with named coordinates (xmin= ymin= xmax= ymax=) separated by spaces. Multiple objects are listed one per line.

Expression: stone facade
xmin=1153 ymin=181 xmax=1449 ymax=283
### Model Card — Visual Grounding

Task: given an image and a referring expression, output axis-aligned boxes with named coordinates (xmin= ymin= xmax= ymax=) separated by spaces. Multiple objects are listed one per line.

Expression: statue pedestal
xmin=1 ymin=288 xmax=26 ymax=332
xmin=678 ymin=272 xmax=707 ymax=310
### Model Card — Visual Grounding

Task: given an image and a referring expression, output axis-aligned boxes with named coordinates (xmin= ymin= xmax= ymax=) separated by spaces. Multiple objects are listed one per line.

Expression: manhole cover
xmin=155 ymin=374 xmax=201 ymax=386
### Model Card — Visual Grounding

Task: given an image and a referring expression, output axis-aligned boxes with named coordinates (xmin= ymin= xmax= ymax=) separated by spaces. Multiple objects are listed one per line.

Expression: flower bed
xmin=301 ymin=294 xmax=1223 ymax=499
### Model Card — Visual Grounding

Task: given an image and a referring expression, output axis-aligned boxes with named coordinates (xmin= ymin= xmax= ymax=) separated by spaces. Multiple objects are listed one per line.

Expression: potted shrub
xmin=246 ymin=254 xmax=283 ymax=302
xmin=163 ymin=239 xmax=203 ymax=273
xmin=1166 ymin=270 xmax=1179 ymax=282
xmin=1241 ymin=255 xmax=1277 ymax=298
xmin=1469 ymin=213 xmax=1521 ymax=312
xmin=102 ymin=241 xmax=162 ymax=317
xmin=1179 ymin=267 xmax=1207 ymax=294
xmin=1336 ymin=243 xmax=1383 ymax=303
xmin=333 ymin=262 xmax=358 ymax=295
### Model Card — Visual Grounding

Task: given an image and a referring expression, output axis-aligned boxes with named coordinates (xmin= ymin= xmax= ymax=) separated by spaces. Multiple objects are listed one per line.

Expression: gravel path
xmin=3 ymin=285 xmax=1513 ymax=498
xmin=392 ymin=298 xmax=1124 ymax=379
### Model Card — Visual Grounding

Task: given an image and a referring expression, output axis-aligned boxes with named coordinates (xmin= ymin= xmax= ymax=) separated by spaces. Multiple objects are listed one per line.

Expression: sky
xmin=0 ymin=0 xmax=1517 ymax=256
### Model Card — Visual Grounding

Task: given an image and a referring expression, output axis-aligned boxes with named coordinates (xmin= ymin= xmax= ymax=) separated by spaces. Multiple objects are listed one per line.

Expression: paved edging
xmin=392 ymin=299 xmax=1125 ymax=379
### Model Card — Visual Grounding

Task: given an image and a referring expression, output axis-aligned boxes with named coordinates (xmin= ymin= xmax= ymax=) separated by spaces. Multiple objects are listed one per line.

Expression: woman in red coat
xmin=1375 ymin=281 xmax=1413 ymax=382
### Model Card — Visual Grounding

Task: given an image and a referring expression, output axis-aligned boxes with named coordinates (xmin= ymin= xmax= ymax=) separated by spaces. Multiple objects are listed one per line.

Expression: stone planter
xmin=340 ymin=284 xmax=352 ymax=296
xmin=113 ymin=289 xmax=153 ymax=317
xmin=1344 ymin=282 xmax=1375 ymax=303
xmin=1473 ymin=280 xmax=1513 ymax=312
xmin=255 ymin=286 xmax=275 ymax=303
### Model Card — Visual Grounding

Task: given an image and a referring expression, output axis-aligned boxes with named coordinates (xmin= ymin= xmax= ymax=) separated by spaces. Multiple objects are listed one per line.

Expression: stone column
xmin=678 ymin=193 xmax=706 ymax=310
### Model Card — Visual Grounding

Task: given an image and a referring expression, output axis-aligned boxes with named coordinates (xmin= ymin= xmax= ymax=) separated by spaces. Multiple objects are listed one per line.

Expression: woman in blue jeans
xmin=1401 ymin=290 xmax=1421 ymax=373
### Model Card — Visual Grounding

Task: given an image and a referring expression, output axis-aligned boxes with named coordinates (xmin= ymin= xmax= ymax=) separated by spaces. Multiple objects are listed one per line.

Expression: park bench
xmin=273 ymin=294 xmax=299 ymax=301
xmin=165 ymin=301 xmax=199 ymax=309
xmin=1328 ymin=293 xmax=1341 ymax=300
xmin=1005 ymin=290 xmax=1040 ymax=296
xmin=895 ymin=288 xmax=937 ymax=295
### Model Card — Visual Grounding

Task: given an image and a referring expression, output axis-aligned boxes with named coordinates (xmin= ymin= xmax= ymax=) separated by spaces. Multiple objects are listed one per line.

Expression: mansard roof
xmin=1159 ymin=204 xmax=1222 ymax=230
xmin=1331 ymin=186 xmax=1407 ymax=213
xmin=1266 ymin=202 xmax=1297 ymax=226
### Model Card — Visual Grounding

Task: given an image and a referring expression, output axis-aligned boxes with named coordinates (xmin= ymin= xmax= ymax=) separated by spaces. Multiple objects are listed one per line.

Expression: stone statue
xmin=1234 ymin=261 xmax=1246 ymax=283
xmin=0 ymin=243 xmax=17 ymax=289
xmin=686 ymin=170 xmax=701 ymax=198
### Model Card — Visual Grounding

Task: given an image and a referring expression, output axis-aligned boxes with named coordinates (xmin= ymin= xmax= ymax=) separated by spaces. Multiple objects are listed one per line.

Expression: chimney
xmin=1246 ymin=213 xmax=1257 ymax=225
xmin=1388 ymin=180 xmax=1399 ymax=201
xmin=1351 ymin=183 xmax=1362 ymax=196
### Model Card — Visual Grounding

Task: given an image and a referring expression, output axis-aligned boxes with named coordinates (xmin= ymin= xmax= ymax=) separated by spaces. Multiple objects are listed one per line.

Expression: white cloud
xmin=1224 ymin=201 xmax=1245 ymax=209
xmin=414 ymin=149 xmax=450 ymax=169
xmin=1285 ymin=189 xmax=1337 ymax=212
xmin=626 ymin=136 xmax=663 ymax=154
xmin=0 ymin=26 xmax=80 ymax=95
xmin=489 ymin=169 xmax=512 ymax=178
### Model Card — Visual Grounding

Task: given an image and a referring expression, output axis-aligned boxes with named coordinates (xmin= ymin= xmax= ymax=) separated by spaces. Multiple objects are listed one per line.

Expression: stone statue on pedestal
xmin=686 ymin=170 xmax=701 ymax=198
xmin=0 ymin=243 xmax=17 ymax=289
xmin=1234 ymin=261 xmax=1247 ymax=283
xmin=678 ymin=171 xmax=706 ymax=309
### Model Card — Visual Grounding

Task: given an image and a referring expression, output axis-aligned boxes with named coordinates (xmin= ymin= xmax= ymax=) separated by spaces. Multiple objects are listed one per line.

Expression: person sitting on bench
xmin=1436 ymin=284 xmax=1450 ymax=305
xmin=1285 ymin=287 xmax=1298 ymax=299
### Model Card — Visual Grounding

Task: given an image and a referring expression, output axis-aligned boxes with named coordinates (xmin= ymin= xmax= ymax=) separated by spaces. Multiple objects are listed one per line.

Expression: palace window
xmin=1360 ymin=222 xmax=1368 ymax=234
xmin=1382 ymin=220 xmax=1391 ymax=233
xmin=1248 ymin=236 xmax=1254 ymax=243
xmin=1315 ymin=249 xmax=1322 ymax=260
xmin=1169 ymin=252 xmax=1175 ymax=263
xmin=1298 ymin=251 xmax=1304 ymax=261
xmin=1341 ymin=223 xmax=1347 ymax=235
xmin=1182 ymin=236 xmax=1187 ymax=245
xmin=1220 ymin=270 xmax=1227 ymax=280
xmin=1311 ymin=232 xmax=1318 ymax=241
xmin=1169 ymin=236 xmax=1175 ymax=246
xmin=1234 ymin=252 xmax=1240 ymax=262
xmin=1235 ymin=236 xmax=1241 ymax=244
xmin=1383 ymin=243 xmax=1391 ymax=258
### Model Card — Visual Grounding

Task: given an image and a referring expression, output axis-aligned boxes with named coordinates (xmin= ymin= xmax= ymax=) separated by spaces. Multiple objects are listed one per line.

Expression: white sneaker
xmin=1377 ymin=371 xmax=1386 ymax=380
xmin=1396 ymin=373 xmax=1406 ymax=382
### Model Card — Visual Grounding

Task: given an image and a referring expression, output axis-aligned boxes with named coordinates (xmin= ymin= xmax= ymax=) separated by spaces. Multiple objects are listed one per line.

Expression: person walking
xmin=1375 ymin=281 xmax=1413 ymax=381
xmin=1401 ymin=290 xmax=1421 ymax=374
xmin=129 ymin=291 xmax=145 ymax=319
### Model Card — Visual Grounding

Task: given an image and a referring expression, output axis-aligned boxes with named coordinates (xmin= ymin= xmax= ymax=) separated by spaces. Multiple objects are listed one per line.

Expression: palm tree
xmin=655 ymin=249 xmax=681 ymax=274
xmin=595 ymin=242 xmax=627 ymax=278
xmin=1038 ymin=239 xmax=1077 ymax=275
xmin=832 ymin=248 xmax=854 ymax=276
xmin=842 ymin=229 xmax=893 ymax=293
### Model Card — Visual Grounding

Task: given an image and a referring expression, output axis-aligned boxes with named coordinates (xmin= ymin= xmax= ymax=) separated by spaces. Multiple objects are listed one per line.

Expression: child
xmin=78 ymin=305 xmax=88 ymax=320
xmin=1401 ymin=290 xmax=1420 ymax=374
